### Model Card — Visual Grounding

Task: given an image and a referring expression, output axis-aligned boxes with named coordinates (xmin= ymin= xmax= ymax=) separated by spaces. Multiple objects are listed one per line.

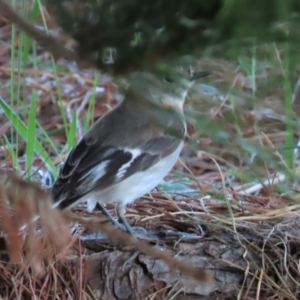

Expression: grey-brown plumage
xmin=51 ymin=98 xmax=185 ymax=208
xmin=51 ymin=71 xmax=209 ymax=232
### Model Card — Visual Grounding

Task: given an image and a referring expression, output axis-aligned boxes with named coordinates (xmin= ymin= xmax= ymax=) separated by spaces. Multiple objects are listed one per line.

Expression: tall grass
xmin=0 ymin=0 xmax=101 ymax=180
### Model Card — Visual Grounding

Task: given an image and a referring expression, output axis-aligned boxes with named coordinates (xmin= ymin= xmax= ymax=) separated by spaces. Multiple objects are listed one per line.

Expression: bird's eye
xmin=164 ymin=77 xmax=175 ymax=84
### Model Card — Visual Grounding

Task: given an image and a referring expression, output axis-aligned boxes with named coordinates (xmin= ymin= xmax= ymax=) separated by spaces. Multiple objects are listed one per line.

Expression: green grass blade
xmin=84 ymin=71 xmax=101 ymax=131
xmin=26 ymin=91 xmax=38 ymax=179
xmin=0 ymin=82 xmax=59 ymax=156
xmin=67 ymin=110 xmax=77 ymax=152
xmin=0 ymin=96 xmax=57 ymax=176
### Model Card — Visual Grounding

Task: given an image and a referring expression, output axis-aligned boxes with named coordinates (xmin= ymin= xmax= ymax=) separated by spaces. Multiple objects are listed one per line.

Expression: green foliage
xmin=0 ymin=96 xmax=57 ymax=177
xmin=26 ymin=91 xmax=38 ymax=179
xmin=67 ymin=110 xmax=77 ymax=152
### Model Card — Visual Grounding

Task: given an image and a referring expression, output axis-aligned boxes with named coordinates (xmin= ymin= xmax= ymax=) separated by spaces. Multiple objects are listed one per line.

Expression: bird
xmin=50 ymin=70 xmax=210 ymax=234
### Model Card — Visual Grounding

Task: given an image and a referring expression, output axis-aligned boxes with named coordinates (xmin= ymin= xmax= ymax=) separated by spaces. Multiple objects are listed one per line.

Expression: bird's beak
xmin=190 ymin=70 xmax=212 ymax=81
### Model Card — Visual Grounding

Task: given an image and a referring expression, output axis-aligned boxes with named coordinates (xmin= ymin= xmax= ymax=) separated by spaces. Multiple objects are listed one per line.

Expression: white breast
xmin=86 ymin=141 xmax=184 ymax=210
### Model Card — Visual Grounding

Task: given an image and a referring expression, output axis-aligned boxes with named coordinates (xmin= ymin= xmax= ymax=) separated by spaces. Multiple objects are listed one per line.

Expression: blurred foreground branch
xmin=1 ymin=0 xmax=300 ymax=76
xmin=0 ymin=0 xmax=78 ymax=62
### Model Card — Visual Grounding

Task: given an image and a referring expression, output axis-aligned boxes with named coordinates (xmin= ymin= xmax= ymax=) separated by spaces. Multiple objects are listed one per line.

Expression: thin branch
xmin=0 ymin=0 xmax=77 ymax=61
xmin=63 ymin=211 xmax=214 ymax=284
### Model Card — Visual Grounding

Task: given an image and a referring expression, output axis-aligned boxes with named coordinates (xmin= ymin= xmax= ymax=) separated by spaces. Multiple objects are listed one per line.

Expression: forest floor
xmin=0 ymin=4 xmax=300 ymax=300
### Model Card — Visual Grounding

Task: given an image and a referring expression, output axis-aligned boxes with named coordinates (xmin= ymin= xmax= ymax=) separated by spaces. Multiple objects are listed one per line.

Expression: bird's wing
xmin=51 ymin=129 xmax=183 ymax=209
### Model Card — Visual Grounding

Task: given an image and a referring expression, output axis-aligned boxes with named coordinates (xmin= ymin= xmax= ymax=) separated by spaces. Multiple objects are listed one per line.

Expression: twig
xmin=63 ymin=211 xmax=213 ymax=284
xmin=0 ymin=0 xmax=77 ymax=61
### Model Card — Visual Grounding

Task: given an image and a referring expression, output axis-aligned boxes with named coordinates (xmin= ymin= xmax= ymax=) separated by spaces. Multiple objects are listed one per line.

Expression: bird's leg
xmin=96 ymin=202 xmax=134 ymax=235
xmin=116 ymin=204 xmax=134 ymax=235
xmin=115 ymin=204 xmax=139 ymax=269
xmin=96 ymin=203 xmax=135 ymax=235
xmin=95 ymin=202 xmax=121 ymax=228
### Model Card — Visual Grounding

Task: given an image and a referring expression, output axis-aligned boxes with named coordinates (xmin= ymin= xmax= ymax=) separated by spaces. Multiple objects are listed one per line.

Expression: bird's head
xmin=126 ymin=70 xmax=211 ymax=111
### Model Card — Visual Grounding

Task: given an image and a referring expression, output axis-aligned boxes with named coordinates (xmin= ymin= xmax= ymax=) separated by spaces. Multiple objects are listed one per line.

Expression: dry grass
xmin=1 ymin=2 xmax=300 ymax=300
